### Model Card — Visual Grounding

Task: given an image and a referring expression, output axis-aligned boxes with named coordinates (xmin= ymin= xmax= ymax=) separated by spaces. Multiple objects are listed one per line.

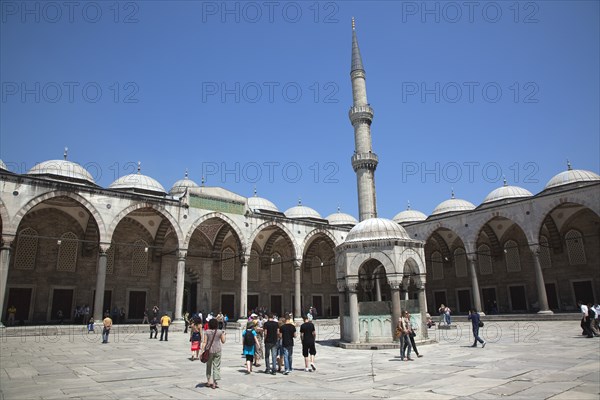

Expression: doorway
xmin=482 ymin=287 xmax=497 ymax=314
xmin=270 ymin=295 xmax=282 ymax=317
xmin=5 ymin=287 xmax=32 ymax=323
xmin=433 ymin=291 xmax=447 ymax=314
xmin=457 ymin=289 xmax=471 ymax=313
xmin=221 ymin=294 xmax=235 ymax=319
xmin=311 ymin=295 xmax=323 ymax=319
xmin=545 ymin=283 xmax=559 ymax=310
xmin=509 ymin=286 xmax=527 ymax=311
xmin=248 ymin=294 xmax=259 ymax=313
xmin=51 ymin=289 xmax=73 ymax=322
xmin=572 ymin=280 xmax=595 ymax=304
xmin=128 ymin=291 xmax=146 ymax=320
xmin=330 ymin=295 xmax=339 ymax=317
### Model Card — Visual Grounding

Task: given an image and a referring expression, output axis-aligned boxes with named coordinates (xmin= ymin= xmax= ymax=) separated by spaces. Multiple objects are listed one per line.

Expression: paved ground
xmin=1 ymin=321 xmax=599 ymax=399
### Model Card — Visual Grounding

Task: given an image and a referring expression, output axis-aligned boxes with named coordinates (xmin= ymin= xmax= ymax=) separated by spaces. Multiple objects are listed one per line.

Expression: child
xmin=87 ymin=316 xmax=95 ymax=333
xmin=150 ymin=316 xmax=158 ymax=339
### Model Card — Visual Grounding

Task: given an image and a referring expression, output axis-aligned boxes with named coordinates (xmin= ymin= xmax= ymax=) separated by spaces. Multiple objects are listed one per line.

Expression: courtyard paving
xmin=1 ymin=320 xmax=598 ymax=399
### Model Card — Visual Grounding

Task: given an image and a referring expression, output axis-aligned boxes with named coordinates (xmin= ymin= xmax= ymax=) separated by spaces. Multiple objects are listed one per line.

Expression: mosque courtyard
xmin=1 ymin=319 xmax=598 ymax=399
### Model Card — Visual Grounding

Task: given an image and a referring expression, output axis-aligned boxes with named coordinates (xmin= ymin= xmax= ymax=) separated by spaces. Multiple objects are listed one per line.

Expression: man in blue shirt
xmin=468 ymin=309 xmax=486 ymax=348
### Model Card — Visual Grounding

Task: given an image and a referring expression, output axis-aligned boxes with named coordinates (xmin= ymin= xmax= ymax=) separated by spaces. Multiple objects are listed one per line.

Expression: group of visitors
xmin=396 ymin=310 xmax=423 ymax=360
xmin=578 ymin=300 xmax=600 ymax=338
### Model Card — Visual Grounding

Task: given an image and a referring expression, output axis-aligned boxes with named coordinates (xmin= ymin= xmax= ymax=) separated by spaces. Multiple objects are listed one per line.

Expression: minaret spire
xmin=349 ymin=19 xmax=378 ymax=221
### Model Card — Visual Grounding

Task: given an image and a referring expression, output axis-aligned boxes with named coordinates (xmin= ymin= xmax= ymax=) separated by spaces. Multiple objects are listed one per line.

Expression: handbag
xmin=201 ymin=329 xmax=217 ymax=363
xmin=478 ymin=320 xmax=484 ymax=327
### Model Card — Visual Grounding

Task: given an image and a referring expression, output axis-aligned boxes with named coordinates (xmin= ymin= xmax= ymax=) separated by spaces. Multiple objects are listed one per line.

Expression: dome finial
xmin=298 ymin=197 xmax=302 ymax=206
xmin=253 ymin=186 xmax=257 ymax=197
xmin=451 ymin=188 xmax=455 ymax=199
xmin=184 ymin=169 xmax=189 ymax=179
xmin=63 ymin=147 xmax=68 ymax=160
xmin=337 ymin=204 xmax=341 ymax=213
xmin=201 ymin=176 xmax=205 ymax=187
xmin=407 ymin=200 xmax=411 ymax=210
xmin=503 ymin=176 xmax=507 ymax=187
xmin=567 ymin=160 xmax=572 ymax=170
xmin=137 ymin=161 xmax=141 ymax=174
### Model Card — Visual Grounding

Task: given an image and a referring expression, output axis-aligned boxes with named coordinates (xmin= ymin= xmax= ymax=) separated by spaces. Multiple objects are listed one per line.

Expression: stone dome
xmin=431 ymin=192 xmax=475 ymax=216
xmin=109 ymin=164 xmax=166 ymax=195
xmin=247 ymin=191 xmax=279 ymax=213
xmin=284 ymin=200 xmax=322 ymax=219
xmin=482 ymin=179 xmax=533 ymax=204
xmin=27 ymin=159 xmax=96 ymax=185
xmin=345 ymin=217 xmax=410 ymax=243
xmin=0 ymin=159 xmax=7 ymax=171
xmin=169 ymin=171 xmax=200 ymax=195
xmin=545 ymin=163 xmax=600 ymax=190
xmin=326 ymin=209 xmax=358 ymax=226
xmin=393 ymin=209 xmax=427 ymax=224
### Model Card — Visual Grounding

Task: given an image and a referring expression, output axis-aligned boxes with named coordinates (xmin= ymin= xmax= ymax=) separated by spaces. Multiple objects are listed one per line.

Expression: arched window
xmin=15 ymin=227 xmax=38 ymax=270
xmin=271 ymin=252 xmax=281 ymax=283
xmin=312 ymin=256 xmax=322 ymax=284
xmin=106 ymin=244 xmax=115 ymax=275
xmin=454 ymin=248 xmax=467 ymax=278
xmin=221 ymin=247 xmax=235 ymax=281
xmin=57 ymin=232 xmax=78 ymax=272
xmin=565 ymin=230 xmax=586 ymax=265
xmin=131 ymin=239 xmax=148 ymax=276
xmin=431 ymin=251 xmax=443 ymax=280
xmin=477 ymin=244 xmax=493 ymax=275
xmin=539 ymin=236 xmax=552 ymax=269
xmin=504 ymin=240 xmax=521 ymax=272
xmin=248 ymin=250 xmax=259 ymax=282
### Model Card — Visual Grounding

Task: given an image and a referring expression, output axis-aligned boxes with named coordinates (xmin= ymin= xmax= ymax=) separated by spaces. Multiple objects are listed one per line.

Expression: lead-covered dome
xmin=393 ymin=208 xmax=427 ymax=224
xmin=431 ymin=191 xmax=475 ymax=216
xmin=545 ymin=162 xmax=600 ymax=190
xmin=27 ymin=159 xmax=96 ymax=185
xmin=169 ymin=171 xmax=200 ymax=195
xmin=247 ymin=189 xmax=279 ymax=213
xmin=345 ymin=217 xmax=409 ymax=242
xmin=326 ymin=208 xmax=358 ymax=226
xmin=285 ymin=200 xmax=322 ymax=219
xmin=482 ymin=179 xmax=533 ymax=204
xmin=109 ymin=163 xmax=166 ymax=195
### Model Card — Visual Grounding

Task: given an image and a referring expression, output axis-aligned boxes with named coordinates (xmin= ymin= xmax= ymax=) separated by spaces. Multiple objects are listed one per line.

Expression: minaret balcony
xmin=351 ymin=152 xmax=379 ymax=172
xmin=349 ymin=105 xmax=374 ymax=125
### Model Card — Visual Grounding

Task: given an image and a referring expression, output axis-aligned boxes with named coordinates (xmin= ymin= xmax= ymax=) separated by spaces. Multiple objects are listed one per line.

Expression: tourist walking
xmin=242 ymin=321 xmax=259 ymax=374
xmin=468 ymin=309 xmax=486 ymax=348
xmin=202 ymin=318 xmax=226 ymax=389
xmin=190 ymin=318 xmax=202 ymax=360
xmin=398 ymin=311 xmax=413 ymax=361
xmin=160 ymin=313 xmax=171 ymax=341
xmin=280 ymin=314 xmax=297 ymax=374
xmin=406 ymin=311 xmax=423 ymax=357
xmin=263 ymin=313 xmax=279 ymax=375
xmin=102 ymin=314 xmax=112 ymax=343
xmin=300 ymin=315 xmax=317 ymax=371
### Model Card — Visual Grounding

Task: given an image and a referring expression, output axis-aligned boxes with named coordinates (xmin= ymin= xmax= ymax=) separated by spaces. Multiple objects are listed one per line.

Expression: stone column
xmin=174 ymin=250 xmax=187 ymax=321
xmin=294 ymin=259 xmax=302 ymax=320
xmin=530 ymin=245 xmax=553 ymax=314
xmin=467 ymin=255 xmax=483 ymax=315
xmin=0 ymin=235 xmax=15 ymax=327
xmin=195 ymin=282 xmax=202 ymax=314
xmin=415 ymin=274 xmax=428 ymax=339
xmin=375 ymin=275 xmax=382 ymax=302
xmin=389 ymin=280 xmax=402 ymax=337
xmin=93 ymin=244 xmax=110 ymax=322
xmin=240 ymin=256 xmax=248 ymax=320
xmin=402 ymin=278 xmax=410 ymax=301
xmin=336 ymin=280 xmax=346 ymax=341
xmin=347 ymin=282 xmax=360 ymax=343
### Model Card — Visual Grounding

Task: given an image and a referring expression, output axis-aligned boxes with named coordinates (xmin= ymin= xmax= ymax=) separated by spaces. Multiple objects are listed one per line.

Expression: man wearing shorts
xmin=300 ymin=315 xmax=317 ymax=372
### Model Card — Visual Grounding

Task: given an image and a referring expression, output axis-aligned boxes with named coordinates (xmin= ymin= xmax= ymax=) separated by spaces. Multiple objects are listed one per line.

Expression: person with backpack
xmin=242 ymin=321 xmax=260 ymax=374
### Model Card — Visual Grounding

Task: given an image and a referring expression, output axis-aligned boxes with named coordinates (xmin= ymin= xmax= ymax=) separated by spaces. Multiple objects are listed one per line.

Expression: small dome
xmin=326 ymin=209 xmax=358 ymax=226
xmin=432 ymin=191 xmax=475 ymax=216
xmin=169 ymin=171 xmax=200 ymax=195
xmin=247 ymin=190 xmax=279 ymax=213
xmin=345 ymin=218 xmax=410 ymax=243
xmin=284 ymin=200 xmax=322 ymax=219
xmin=482 ymin=179 xmax=533 ymax=204
xmin=0 ymin=160 xmax=7 ymax=171
xmin=545 ymin=162 xmax=600 ymax=190
xmin=109 ymin=163 xmax=165 ymax=195
xmin=27 ymin=159 xmax=95 ymax=185
xmin=393 ymin=209 xmax=427 ymax=224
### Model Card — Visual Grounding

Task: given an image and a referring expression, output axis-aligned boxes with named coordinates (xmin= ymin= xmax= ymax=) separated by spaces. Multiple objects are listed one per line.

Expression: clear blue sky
xmin=1 ymin=1 xmax=599 ymax=219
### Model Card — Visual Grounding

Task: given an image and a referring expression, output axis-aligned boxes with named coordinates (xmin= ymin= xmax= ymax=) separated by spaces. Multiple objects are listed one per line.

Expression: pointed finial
xmin=451 ymin=188 xmax=455 ymax=199
xmin=253 ymin=186 xmax=257 ymax=197
xmin=63 ymin=147 xmax=68 ymax=160
xmin=298 ymin=198 xmax=302 ymax=206
xmin=337 ymin=205 xmax=341 ymax=213
xmin=352 ymin=17 xmax=355 ymax=30
xmin=407 ymin=200 xmax=411 ymax=210
xmin=184 ymin=169 xmax=189 ymax=179
xmin=503 ymin=176 xmax=507 ymax=186
xmin=201 ymin=176 xmax=205 ymax=187
xmin=137 ymin=161 xmax=141 ymax=174
xmin=567 ymin=160 xmax=572 ymax=170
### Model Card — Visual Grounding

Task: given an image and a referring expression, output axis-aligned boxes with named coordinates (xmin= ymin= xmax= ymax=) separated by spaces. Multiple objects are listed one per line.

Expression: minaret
xmin=349 ymin=18 xmax=378 ymax=221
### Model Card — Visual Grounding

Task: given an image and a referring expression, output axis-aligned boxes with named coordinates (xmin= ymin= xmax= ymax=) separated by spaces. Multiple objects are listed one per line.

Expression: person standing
xmin=190 ymin=318 xmax=202 ymax=360
xmin=263 ymin=313 xmax=279 ymax=375
xmin=102 ymin=314 xmax=112 ymax=344
xmin=7 ymin=305 xmax=16 ymax=326
xmin=160 ymin=313 xmax=171 ymax=341
xmin=242 ymin=321 xmax=259 ymax=374
xmin=280 ymin=314 xmax=297 ymax=374
xmin=142 ymin=309 xmax=149 ymax=324
xmin=444 ymin=305 xmax=452 ymax=325
xmin=398 ymin=311 xmax=413 ymax=361
xmin=149 ymin=316 xmax=158 ymax=339
xmin=87 ymin=316 xmax=95 ymax=333
xmin=468 ymin=309 xmax=486 ymax=348
xmin=438 ymin=304 xmax=446 ymax=325
xmin=83 ymin=305 xmax=90 ymax=326
xmin=300 ymin=315 xmax=317 ymax=371
xmin=203 ymin=318 xmax=226 ymax=389
xmin=183 ymin=311 xmax=190 ymax=334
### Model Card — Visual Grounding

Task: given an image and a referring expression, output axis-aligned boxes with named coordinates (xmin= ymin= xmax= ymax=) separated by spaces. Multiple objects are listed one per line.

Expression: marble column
xmin=467 ymin=255 xmax=483 ymax=315
xmin=530 ymin=245 xmax=553 ymax=314
xmin=336 ymin=280 xmax=346 ymax=341
xmin=240 ymin=256 xmax=248 ymax=320
xmin=375 ymin=277 xmax=382 ymax=302
xmin=93 ymin=244 xmax=110 ymax=323
xmin=390 ymin=280 xmax=402 ymax=338
xmin=174 ymin=250 xmax=187 ymax=320
xmin=402 ymin=278 xmax=410 ymax=301
xmin=0 ymin=235 xmax=15 ymax=326
xmin=294 ymin=259 xmax=302 ymax=319
xmin=415 ymin=274 xmax=428 ymax=339
xmin=348 ymin=282 xmax=359 ymax=343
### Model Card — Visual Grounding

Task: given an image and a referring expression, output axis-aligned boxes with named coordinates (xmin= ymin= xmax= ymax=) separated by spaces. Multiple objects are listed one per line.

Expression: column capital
xmin=347 ymin=282 xmax=359 ymax=293
xmin=414 ymin=274 xmax=426 ymax=290
xmin=177 ymin=249 xmax=187 ymax=260
xmin=1 ymin=233 xmax=16 ymax=248
xmin=336 ymin=279 xmax=347 ymax=293
xmin=293 ymin=259 xmax=302 ymax=269
xmin=388 ymin=280 xmax=402 ymax=291
xmin=98 ymin=242 xmax=111 ymax=254
xmin=528 ymin=244 xmax=541 ymax=255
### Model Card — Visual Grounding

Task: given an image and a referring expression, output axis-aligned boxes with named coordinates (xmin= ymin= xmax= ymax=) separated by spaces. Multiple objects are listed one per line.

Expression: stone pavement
xmin=1 ymin=321 xmax=598 ymax=399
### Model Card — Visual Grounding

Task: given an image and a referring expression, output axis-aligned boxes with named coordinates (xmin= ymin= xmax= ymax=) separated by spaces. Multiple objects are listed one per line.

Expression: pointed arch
xmin=184 ymin=212 xmax=245 ymax=253
xmin=533 ymin=196 xmax=600 ymax=239
xmin=248 ymin=221 xmax=300 ymax=261
xmin=301 ymin=228 xmax=339 ymax=256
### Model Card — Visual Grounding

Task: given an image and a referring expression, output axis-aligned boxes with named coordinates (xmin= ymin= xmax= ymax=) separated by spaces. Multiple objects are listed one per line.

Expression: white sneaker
xmin=304 ymin=368 xmax=310 ymax=372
